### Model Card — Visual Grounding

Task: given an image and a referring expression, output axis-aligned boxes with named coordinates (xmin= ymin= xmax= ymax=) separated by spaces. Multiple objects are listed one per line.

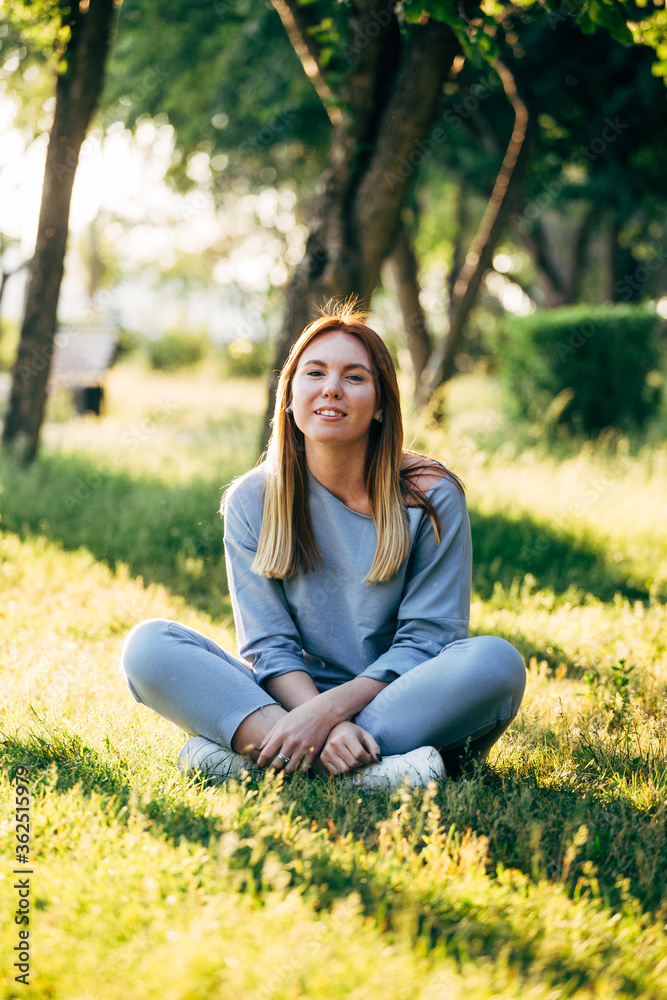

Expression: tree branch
xmin=270 ymin=0 xmax=342 ymax=125
xmin=419 ymin=58 xmax=531 ymax=401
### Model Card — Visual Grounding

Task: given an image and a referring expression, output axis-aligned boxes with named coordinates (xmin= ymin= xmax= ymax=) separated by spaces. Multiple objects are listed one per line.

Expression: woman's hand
xmin=255 ymin=697 xmax=338 ymax=773
xmin=318 ymin=721 xmax=381 ymax=775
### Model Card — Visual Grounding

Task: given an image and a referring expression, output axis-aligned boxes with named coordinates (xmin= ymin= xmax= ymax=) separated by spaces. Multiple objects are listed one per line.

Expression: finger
xmin=331 ymin=734 xmax=374 ymax=768
xmin=257 ymin=740 xmax=282 ymax=769
xmin=336 ymin=742 xmax=364 ymax=770
xmin=350 ymin=749 xmax=374 ymax=768
xmin=268 ymin=742 xmax=303 ymax=772
xmin=254 ymin=723 xmax=284 ymax=766
xmin=319 ymin=756 xmax=342 ymax=775
xmin=290 ymin=746 xmax=316 ymax=774
xmin=358 ymin=732 xmax=382 ymax=761
xmin=322 ymin=747 xmax=358 ymax=775
xmin=263 ymin=748 xmax=291 ymax=771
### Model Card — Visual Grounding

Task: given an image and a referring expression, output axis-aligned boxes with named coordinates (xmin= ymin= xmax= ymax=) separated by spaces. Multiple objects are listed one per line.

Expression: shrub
xmin=221 ymin=339 xmax=270 ymax=378
xmin=494 ymin=304 xmax=663 ymax=434
xmin=147 ymin=331 xmax=208 ymax=371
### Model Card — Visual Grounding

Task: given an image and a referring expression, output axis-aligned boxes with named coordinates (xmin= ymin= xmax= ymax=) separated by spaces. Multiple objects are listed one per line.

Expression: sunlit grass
xmin=1 ymin=362 xmax=666 ymax=998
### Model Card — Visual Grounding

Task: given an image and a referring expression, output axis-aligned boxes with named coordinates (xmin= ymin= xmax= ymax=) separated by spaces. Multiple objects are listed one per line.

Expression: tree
xmin=93 ymin=0 xmax=664 ymax=433
xmin=102 ymin=0 xmax=329 ymax=193
xmin=382 ymin=3 xmax=667 ymax=398
xmin=259 ymin=0 xmax=466 ymax=442
xmin=2 ymin=0 xmax=118 ymax=463
xmin=259 ymin=0 xmax=665 ymax=437
xmin=501 ymin=11 xmax=667 ymax=309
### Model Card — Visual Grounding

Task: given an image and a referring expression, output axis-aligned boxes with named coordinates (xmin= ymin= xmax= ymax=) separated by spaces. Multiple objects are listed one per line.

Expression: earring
xmin=286 ymin=404 xmax=292 ymax=413
xmin=377 ymin=415 xmax=383 ymax=423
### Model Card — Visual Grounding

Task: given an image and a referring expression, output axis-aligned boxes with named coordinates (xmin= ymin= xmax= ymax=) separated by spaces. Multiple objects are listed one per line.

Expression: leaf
xmin=588 ymin=0 xmax=634 ymax=46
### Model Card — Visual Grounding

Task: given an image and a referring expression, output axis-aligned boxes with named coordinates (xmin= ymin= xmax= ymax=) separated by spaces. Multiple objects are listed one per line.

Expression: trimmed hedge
xmin=495 ymin=304 xmax=663 ymax=434
xmin=147 ymin=331 xmax=208 ymax=371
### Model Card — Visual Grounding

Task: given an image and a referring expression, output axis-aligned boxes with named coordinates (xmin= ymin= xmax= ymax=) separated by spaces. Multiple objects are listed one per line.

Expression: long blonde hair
xmin=235 ymin=303 xmax=459 ymax=583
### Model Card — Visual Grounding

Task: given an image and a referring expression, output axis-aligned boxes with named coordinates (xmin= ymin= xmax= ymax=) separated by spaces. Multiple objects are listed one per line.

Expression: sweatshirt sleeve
xmin=223 ymin=480 xmax=310 ymax=686
xmin=357 ymin=479 xmax=472 ymax=683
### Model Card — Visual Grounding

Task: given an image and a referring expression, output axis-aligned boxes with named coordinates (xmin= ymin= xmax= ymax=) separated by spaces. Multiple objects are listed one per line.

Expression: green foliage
xmin=220 ymin=338 xmax=270 ymax=378
xmin=146 ymin=330 xmax=208 ymax=371
xmin=630 ymin=4 xmax=667 ymax=78
xmin=494 ymin=305 xmax=663 ymax=434
xmin=101 ymin=0 xmax=329 ymax=193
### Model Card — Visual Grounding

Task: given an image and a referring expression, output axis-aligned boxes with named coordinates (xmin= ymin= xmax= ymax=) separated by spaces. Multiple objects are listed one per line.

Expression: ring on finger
xmin=277 ymin=752 xmax=291 ymax=764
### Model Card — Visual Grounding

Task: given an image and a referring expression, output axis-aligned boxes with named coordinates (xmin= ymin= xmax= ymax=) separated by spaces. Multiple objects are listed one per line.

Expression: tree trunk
xmin=260 ymin=3 xmax=460 ymax=447
xmin=512 ymin=203 xmax=598 ymax=307
xmin=565 ymin=203 xmax=598 ymax=304
xmin=447 ymin=182 xmax=468 ymax=305
xmin=511 ymin=216 xmax=566 ymax=307
xmin=418 ymin=60 xmax=530 ymax=404
xmin=388 ymin=221 xmax=431 ymax=384
xmin=599 ymin=211 xmax=620 ymax=304
xmin=1 ymin=0 xmax=117 ymax=463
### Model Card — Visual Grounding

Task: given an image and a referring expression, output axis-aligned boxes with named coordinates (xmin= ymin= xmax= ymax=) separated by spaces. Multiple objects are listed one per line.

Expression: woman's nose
xmin=322 ymin=377 xmax=341 ymax=397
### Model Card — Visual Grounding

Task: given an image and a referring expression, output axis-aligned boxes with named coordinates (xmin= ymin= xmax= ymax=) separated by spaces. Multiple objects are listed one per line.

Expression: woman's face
xmin=290 ymin=330 xmax=382 ymax=450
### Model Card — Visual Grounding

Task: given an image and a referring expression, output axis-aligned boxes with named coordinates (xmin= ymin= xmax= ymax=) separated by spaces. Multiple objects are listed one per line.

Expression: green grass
xmin=1 ymin=360 xmax=666 ymax=998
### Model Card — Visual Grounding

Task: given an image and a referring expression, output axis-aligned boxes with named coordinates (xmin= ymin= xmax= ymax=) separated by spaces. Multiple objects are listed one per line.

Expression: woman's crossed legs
xmin=120 ymin=619 xmax=525 ymax=773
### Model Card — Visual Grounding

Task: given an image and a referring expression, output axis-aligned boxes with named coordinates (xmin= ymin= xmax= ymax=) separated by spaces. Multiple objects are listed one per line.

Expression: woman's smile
xmin=290 ymin=329 xmax=382 ymax=450
xmin=315 ymin=407 xmax=346 ymax=418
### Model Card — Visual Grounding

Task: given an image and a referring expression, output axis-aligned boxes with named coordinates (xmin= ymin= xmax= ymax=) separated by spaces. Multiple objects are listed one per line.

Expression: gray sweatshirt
xmin=222 ymin=462 xmax=472 ymax=691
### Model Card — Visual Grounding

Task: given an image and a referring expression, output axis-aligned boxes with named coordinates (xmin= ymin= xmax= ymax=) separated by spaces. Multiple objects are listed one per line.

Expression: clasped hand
xmin=255 ymin=699 xmax=380 ymax=775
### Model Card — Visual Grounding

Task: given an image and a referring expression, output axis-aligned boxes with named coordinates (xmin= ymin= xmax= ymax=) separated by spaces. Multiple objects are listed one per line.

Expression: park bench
xmin=0 ymin=326 xmax=118 ymax=415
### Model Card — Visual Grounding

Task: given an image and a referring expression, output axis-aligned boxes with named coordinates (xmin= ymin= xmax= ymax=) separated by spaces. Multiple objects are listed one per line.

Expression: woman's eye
xmin=306 ymin=369 xmax=324 ymax=377
xmin=347 ymin=374 xmax=364 ymax=382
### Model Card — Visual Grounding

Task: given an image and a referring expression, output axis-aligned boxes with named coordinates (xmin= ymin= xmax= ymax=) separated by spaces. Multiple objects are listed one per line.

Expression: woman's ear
xmin=375 ymin=408 xmax=383 ymax=423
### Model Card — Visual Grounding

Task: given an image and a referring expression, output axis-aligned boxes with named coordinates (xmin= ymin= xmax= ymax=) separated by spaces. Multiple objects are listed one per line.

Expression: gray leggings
xmin=121 ymin=619 xmax=526 ymax=769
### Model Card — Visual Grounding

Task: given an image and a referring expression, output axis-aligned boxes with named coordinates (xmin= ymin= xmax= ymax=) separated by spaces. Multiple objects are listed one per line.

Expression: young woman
xmin=121 ymin=305 xmax=526 ymax=790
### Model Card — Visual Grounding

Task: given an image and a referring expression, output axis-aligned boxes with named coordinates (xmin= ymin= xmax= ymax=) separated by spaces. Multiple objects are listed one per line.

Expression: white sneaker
xmin=177 ymin=736 xmax=257 ymax=781
xmin=347 ymin=745 xmax=445 ymax=792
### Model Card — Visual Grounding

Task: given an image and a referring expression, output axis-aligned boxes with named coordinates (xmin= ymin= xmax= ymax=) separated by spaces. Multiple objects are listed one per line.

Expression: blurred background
xmin=0 ymin=0 xmax=666 ymax=455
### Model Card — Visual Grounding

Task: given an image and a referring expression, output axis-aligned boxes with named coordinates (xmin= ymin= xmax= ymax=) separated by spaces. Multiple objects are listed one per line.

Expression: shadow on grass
xmin=472 ymin=621 xmax=578 ymax=676
xmin=2 ymin=721 xmax=665 ymax=917
xmin=0 ymin=450 xmax=235 ymax=620
xmin=469 ymin=508 xmax=649 ymax=603
xmin=0 ymin=450 xmax=649 ymax=615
